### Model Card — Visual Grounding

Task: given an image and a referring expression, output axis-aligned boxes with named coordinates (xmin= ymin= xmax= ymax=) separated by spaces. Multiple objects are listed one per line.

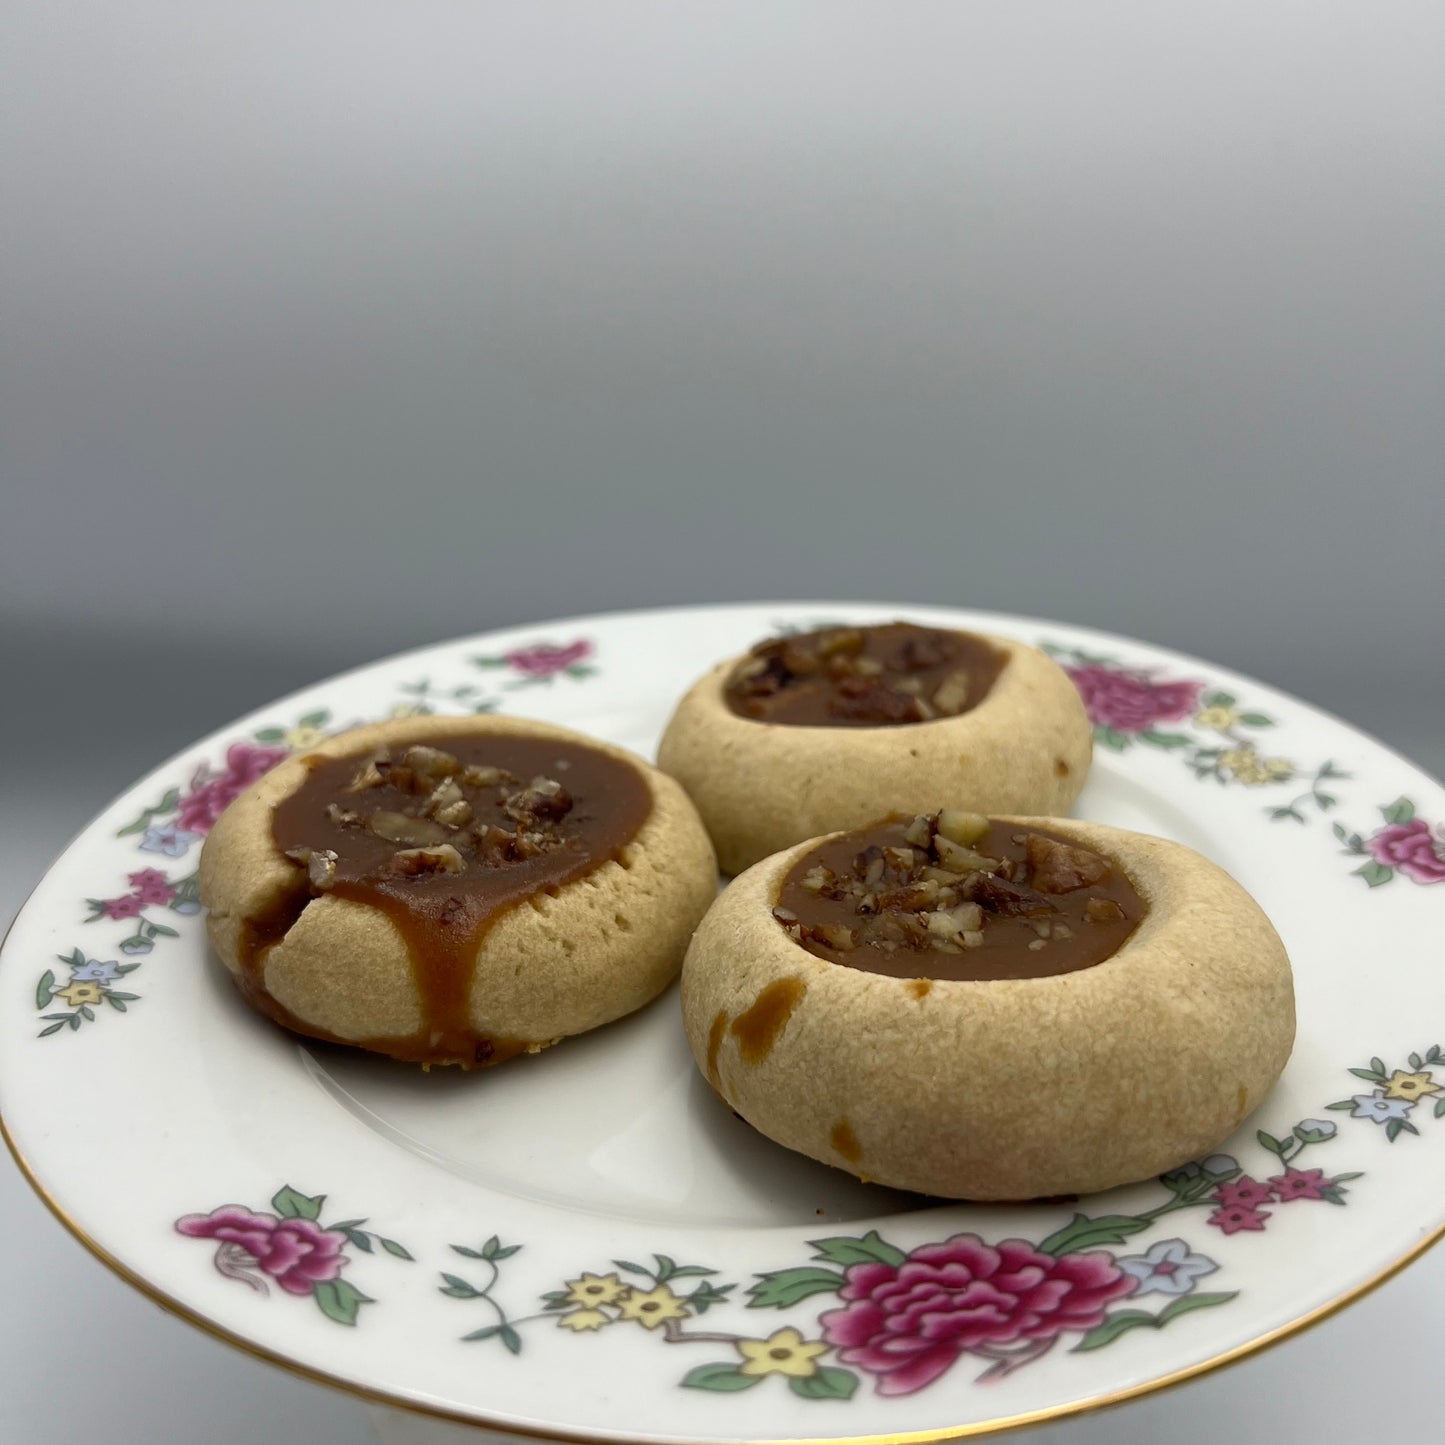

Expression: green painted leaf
xmin=439 ymin=1273 xmax=480 ymax=1298
xmin=462 ymin=1325 xmax=500 ymax=1342
xmin=35 ymin=970 xmax=55 ymax=1009
xmin=451 ymin=1245 xmax=486 ymax=1259
xmin=38 ymin=1022 xmax=66 ymax=1037
xmin=117 ymin=788 xmax=181 ymax=836
xmin=473 ymin=656 xmax=507 ymax=669
xmin=1072 ymin=1309 xmax=1157 ymax=1351
xmin=687 ymin=1282 xmax=735 ymax=1315
xmin=1037 ymin=1213 xmax=1151 ymax=1257
xmin=252 ymin=727 xmax=286 ymax=743
xmin=68 ymin=1014 xmax=80 ymax=1030
xmin=1436 ymin=1097 xmax=1445 ymax=1119
xmin=500 ymin=1326 xmax=522 ymax=1355
xmin=1094 ymin=727 xmax=1130 ymax=751
xmin=1238 ymin=713 xmax=1273 ymax=727
xmin=1073 ymin=1292 xmax=1236 ymax=1352
xmin=790 ymin=1367 xmax=859 ymax=1401
xmin=1158 ymin=1290 xmax=1238 ymax=1323
xmin=480 ymin=1235 xmax=501 ymax=1259
xmin=148 ymin=923 xmax=179 ymax=939
xmin=105 ymin=996 xmax=128 ymax=1013
xmin=1381 ymin=797 xmax=1415 ymax=825
xmin=79 ymin=1005 xmax=94 ymax=1022
xmin=664 ymin=1265 xmax=718 ymax=1280
xmin=313 ymin=1278 xmax=372 ymax=1326
xmin=1332 ymin=1173 xmax=1364 ymax=1182
xmin=1204 ymin=690 xmax=1236 ymax=708
xmin=343 ymin=1229 xmax=373 ymax=1252
xmin=299 ymin=710 xmax=329 ymax=729
xmin=329 ymin=1218 xmax=366 ymax=1230
xmin=653 ymin=1253 xmax=677 ymax=1280
xmin=380 ymin=1238 xmax=413 ymax=1261
xmin=613 ymin=1259 xmax=651 ymax=1277
xmin=1332 ymin=822 xmax=1349 ymax=842
xmin=1313 ymin=793 xmax=1336 ymax=811
xmin=1324 ymin=1100 xmax=1356 ymax=1111
xmin=108 ymin=991 xmax=140 ymax=1002
xmin=1256 ymin=1131 xmax=1285 ymax=1157
xmin=1408 ymin=1052 xmax=1423 ymax=1070
xmin=1353 ymin=861 xmax=1395 ymax=888
xmin=115 ymin=962 xmax=141 ymax=976
xmin=1371 ymin=1057 xmax=1387 ymax=1076
xmin=1348 ymin=1067 xmax=1385 ymax=1082
xmin=808 ymin=1231 xmax=906 ymax=1268
xmin=491 ymin=1244 xmax=520 ymax=1261
xmin=1269 ymin=808 xmax=1305 ymax=823
xmin=1140 ymin=730 xmax=1191 ymax=749
xmin=681 ymin=1363 xmax=761 ymax=1393
xmin=1386 ymin=1119 xmax=1405 ymax=1143
xmin=747 ymin=1267 xmax=847 ymax=1310
xmin=271 ymin=1186 xmax=324 ymax=1220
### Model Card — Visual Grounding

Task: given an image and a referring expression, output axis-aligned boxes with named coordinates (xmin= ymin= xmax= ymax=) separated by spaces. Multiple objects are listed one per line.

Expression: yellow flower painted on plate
xmin=556 ymin=1308 xmax=611 ymax=1332
xmin=1219 ymin=749 xmax=1293 ymax=786
xmin=736 ymin=1327 xmax=829 ymax=1378
xmin=55 ymin=982 xmax=105 ymax=1007
xmin=282 ymin=725 xmax=328 ymax=751
xmin=1385 ymin=1070 xmax=1440 ymax=1101
xmin=616 ymin=1283 xmax=688 ymax=1329
xmin=1194 ymin=706 xmax=1239 ymax=732
xmin=564 ymin=1272 xmax=628 ymax=1308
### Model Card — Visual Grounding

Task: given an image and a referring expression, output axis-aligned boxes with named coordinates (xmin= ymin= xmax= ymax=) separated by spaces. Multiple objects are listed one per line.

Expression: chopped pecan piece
xmin=367 ymin=811 xmax=448 ymax=847
xmin=965 ymin=871 xmax=1056 ymax=917
xmin=1026 ymin=834 xmax=1112 ymax=893
xmin=390 ymin=844 xmax=466 ymax=877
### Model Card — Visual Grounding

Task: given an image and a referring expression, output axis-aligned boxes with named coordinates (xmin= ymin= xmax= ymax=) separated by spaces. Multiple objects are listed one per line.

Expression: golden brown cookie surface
xmin=681 ymin=815 xmax=1295 ymax=1199
xmin=200 ymin=714 xmax=718 ymax=1066
xmin=657 ymin=625 xmax=1093 ymax=875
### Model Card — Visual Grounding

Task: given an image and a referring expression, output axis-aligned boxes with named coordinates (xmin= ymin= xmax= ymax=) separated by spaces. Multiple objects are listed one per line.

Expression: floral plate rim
xmin=2 ymin=600 xmax=1443 ymax=1445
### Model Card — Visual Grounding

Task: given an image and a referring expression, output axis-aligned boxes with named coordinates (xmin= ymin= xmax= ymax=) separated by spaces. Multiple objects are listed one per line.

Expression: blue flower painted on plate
xmin=139 ymin=825 xmax=202 ymax=858
xmin=70 ymin=959 xmax=122 ymax=983
xmin=1117 ymin=1239 xmax=1220 ymax=1297
xmin=1350 ymin=1092 xmax=1415 ymax=1124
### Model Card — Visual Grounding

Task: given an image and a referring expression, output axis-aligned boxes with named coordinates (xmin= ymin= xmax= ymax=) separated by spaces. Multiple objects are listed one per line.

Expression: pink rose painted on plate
xmin=473 ymin=637 xmax=597 ymax=685
xmin=1367 ymin=819 xmax=1445 ymax=884
xmin=176 ymin=1185 xmax=412 ymax=1325
xmin=177 ymin=1205 xmax=348 ymax=1295
xmin=818 ymin=1234 xmax=1138 ymax=1392
xmin=175 ymin=742 xmax=290 ymax=835
xmin=1337 ymin=799 xmax=1445 ymax=887
xmin=1064 ymin=663 xmax=1202 ymax=734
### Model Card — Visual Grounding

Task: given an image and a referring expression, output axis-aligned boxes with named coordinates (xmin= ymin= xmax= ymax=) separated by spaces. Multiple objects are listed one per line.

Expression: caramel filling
xmin=240 ymin=734 xmax=652 ymax=1065
xmin=775 ymin=814 xmax=1144 ymax=981
xmin=723 ymin=622 xmax=1006 ymax=727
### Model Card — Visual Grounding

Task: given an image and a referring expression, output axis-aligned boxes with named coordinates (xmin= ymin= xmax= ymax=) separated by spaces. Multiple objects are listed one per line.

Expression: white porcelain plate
xmin=3 ymin=602 xmax=1443 ymax=1443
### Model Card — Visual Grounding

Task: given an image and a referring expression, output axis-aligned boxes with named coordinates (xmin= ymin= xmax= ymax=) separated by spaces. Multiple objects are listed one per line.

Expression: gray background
xmin=2 ymin=3 xmax=1441 ymax=1442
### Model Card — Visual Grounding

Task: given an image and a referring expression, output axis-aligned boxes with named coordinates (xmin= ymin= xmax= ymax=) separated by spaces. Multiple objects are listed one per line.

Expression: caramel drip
xmin=730 ymin=978 xmax=806 ymax=1065
xmin=239 ymin=734 xmax=652 ymax=1066
xmin=831 ymin=1118 xmax=863 ymax=1164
